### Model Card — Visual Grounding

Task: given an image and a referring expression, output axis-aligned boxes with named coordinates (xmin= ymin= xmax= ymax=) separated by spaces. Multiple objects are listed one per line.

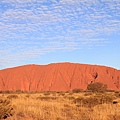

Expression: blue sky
xmin=0 ymin=0 xmax=120 ymax=70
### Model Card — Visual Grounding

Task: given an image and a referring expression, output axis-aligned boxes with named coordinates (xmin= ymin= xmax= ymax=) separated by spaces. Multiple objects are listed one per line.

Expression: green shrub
xmin=87 ymin=82 xmax=107 ymax=92
xmin=0 ymin=97 xmax=15 ymax=119
xmin=72 ymin=88 xmax=83 ymax=93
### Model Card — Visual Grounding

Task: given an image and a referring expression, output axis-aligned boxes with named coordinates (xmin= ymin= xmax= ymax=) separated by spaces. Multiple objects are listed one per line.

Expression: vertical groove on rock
xmin=69 ymin=65 xmax=77 ymax=90
xmin=59 ymin=71 xmax=69 ymax=90
xmin=0 ymin=76 xmax=5 ymax=87
xmin=23 ymin=70 xmax=32 ymax=91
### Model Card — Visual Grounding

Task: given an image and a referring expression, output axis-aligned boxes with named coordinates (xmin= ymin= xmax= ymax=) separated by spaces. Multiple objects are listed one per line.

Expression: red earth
xmin=0 ymin=62 xmax=120 ymax=91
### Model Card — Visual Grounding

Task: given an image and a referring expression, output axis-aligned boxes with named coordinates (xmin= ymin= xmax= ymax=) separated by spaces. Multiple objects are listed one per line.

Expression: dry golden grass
xmin=0 ymin=91 xmax=120 ymax=120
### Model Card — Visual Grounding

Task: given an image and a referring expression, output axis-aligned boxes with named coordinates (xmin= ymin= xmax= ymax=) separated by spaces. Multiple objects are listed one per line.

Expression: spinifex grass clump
xmin=36 ymin=96 xmax=57 ymax=101
xmin=114 ymin=91 xmax=120 ymax=98
xmin=72 ymin=88 xmax=83 ymax=93
xmin=96 ymin=94 xmax=116 ymax=104
xmin=74 ymin=93 xmax=116 ymax=108
xmin=74 ymin=96 xmax=100 ymax=108
xmin=0 ymin=97 xmax=15 ymax=119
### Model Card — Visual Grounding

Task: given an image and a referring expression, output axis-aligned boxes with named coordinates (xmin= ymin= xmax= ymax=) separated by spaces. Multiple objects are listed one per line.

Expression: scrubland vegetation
xmin=0 ymin=82 xmax=120 ymax=120
xmin=0 ymin=89 xmax=120 ymax=120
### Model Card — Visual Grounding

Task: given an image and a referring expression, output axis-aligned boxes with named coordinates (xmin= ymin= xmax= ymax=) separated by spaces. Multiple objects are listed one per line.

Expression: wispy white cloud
xmin=0 ymin=0 xmax=120 ymax=68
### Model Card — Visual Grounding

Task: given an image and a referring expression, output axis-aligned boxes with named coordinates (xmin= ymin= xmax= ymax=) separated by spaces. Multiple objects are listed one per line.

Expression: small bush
xmin=98 ymin=94 xmax=115 ymax=104
xmin=87 ymin=82 xmax=107 ymax=92
xmin=36 ymin=96 xmax=57 ymax=101
xmin=106 ymin=89 xmax=115 ymax=92
xmin=7 ymin=94 xmax=19 ymax=99
xmin=51 ymin=92 xmax=57 ymax=96
xmin=114 ymin=92 xmax=120 ymax=98
xmin=73 ymin=97 xmax=84 ymax=105
xmin=74 ymin=96 xmax=100 ymax=108
xmin=43 ymin=92 xmax=51 ymax=96
xmin=0 ymin=97 xmax=15 ymax=119
xmin=3 ymin=90 xmax=13 ymax=94
xmin=84 ymin=92 xmax=93 ymax=96
xmin=25 ymin=94 xmax=30 ymax=98
xmin=15 ymin=90 xmax=23 ymax=93
xmin=83 ymin=96 xmax=100 ymax=108
xmin=65 ymin=91 xmax=70 ymax=93
xmin=73 ymin=94 xmax=116 ymax=108
xmin=72 ymin=88 xmax=83 ymax=93
xmin=58 ymin=92 xmax=65 ymax=96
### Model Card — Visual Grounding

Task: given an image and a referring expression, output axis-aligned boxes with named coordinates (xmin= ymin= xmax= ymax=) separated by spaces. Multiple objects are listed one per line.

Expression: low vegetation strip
xmin=0 ymin=90 xmax=120 ymax=120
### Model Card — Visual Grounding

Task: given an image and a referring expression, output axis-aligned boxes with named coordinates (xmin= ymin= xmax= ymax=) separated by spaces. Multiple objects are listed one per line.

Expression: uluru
xmin=0 ymin=62 xmax=120 ymax=92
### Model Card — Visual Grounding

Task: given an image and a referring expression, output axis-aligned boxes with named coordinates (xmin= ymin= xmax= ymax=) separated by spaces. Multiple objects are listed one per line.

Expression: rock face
xmin=0 ymin=62 xmax=120 ymax=91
